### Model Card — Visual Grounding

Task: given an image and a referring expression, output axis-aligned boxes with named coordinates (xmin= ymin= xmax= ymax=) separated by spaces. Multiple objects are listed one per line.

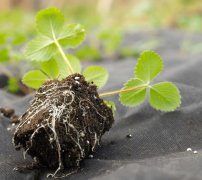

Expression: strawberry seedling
xmin=13 ymin=8 xmax=181 ymax=178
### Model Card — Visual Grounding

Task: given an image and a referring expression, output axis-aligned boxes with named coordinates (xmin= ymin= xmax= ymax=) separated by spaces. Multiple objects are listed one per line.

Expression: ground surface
xmin=1 ymin=29 xmax=202 ymax=179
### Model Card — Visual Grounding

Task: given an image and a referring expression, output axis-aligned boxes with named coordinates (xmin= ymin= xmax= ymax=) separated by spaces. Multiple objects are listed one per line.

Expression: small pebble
xmin=86 ymin=140 xmax=90 ymax=144
xmin=126 ymin=134 xmax=132 ymax=138
xmin=187 ymin=148 xmax=192 ymax=152
xmin=13 ymin=167 xmax=18 ymax=171
xmin=88 ymin=154 xmax=94 ymax=159
xmin=7 ymin=127 xmax=11 ymax=131
xmin=12 ymin=123 xmax=15 ymax=126
xmin=193 ymin=151 xmax=198 ymax=154
xmin=11 ymin=115 xmax=19 ymax=124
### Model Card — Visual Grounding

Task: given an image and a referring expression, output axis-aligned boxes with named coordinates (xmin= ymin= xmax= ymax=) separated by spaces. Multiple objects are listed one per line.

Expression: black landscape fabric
xmin=1 ymin=29 xmax=202 ymax=180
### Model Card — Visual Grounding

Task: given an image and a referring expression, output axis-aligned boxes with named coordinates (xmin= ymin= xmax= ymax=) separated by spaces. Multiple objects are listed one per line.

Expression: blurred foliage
xmin=7 ymin=77 xmax=19 ymax=93
xmin=129 ymin=0 xmax=202 ymax=31
xmin=181 ymin=41 xmax=202 ymax=54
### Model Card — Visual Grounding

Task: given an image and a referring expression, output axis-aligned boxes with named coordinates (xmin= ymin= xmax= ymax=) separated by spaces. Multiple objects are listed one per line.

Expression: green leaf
xmin=25 ymin=8 xmax=85 ymax=62
xmin=36 ymin=7 xmax=64 ymax=38
xmin=59 ymin=24 xmax=85 ymax=48
xmin=83 ymin=66 xmax=109 ymax=88
xmin=22 ymin=70 xmax=49 ymax=89
xmin=135 ymin=51 xmax=163 ymax=83
xmin=55 ymin=54 xmax=81 ymax=79
xmin=25 ymin=36 xmax=57 ymax=61
xmin=41 ymin=59 xmax=59 ymax=79
xmin=104 ymin=101 xmax=116 ymax=115
xmin=149 ymin=82 xmax=181 ymax=112
xmin=119 ymin=79 xmax=147 ymax=107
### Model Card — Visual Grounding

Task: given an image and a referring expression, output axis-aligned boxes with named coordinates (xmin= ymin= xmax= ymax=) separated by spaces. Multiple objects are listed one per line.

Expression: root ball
xmin=13 ymin=74 xmax=114 ymax=176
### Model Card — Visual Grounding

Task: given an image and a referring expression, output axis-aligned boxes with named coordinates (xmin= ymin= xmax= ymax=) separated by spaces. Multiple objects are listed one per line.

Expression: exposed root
xmin=47 ymin=169 xmax=78 ymax=179
xmin=13 ymin=74 xmax=114 ymax=178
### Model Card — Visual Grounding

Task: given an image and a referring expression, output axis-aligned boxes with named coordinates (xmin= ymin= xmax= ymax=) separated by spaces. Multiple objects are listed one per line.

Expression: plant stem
xmin=99 ymin=85 xmax=147 ymax=97
xmin=54 ymin=40 xmax=74 ymax=74
xmin=51 ymin=26 xmax=74 ymax=74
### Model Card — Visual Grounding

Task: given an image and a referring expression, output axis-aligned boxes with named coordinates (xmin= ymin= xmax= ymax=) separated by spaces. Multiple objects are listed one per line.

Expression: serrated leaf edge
xmin=149 ymin=81 xmax=181 ymax=112
xmin=119 ymin=78 xmax=148 ymax=107
xmin=134 ymin=50 xmax=164 ymax=83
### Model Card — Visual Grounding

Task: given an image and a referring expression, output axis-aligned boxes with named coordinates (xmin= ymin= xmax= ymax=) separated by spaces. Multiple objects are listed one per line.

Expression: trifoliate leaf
xmin=55 ymin=54 xmax=81 ymax=79
xmin=135 ymin=51 xmax=163 ymax=83
xmin=41 ymin=59 xmax=59 ymax=79
xmin=25 ymin=36 xmax=57 ymax=61
xmin=83 ymin=66 xmax=109 ymax=88
xmin=104 ymin=101 xmax=116 ymax=115
xmin=22 ymin=70 xmax=49 ymax=89
xmin=149 ymin=82 xmax=181 ymax=112
xmin=119 ymin=79 xmax=147 ymax=107
xmin=36 ymin=8 xmax=64 ymax=38
xmin=26 ymin=8 xmax=85 ymax=62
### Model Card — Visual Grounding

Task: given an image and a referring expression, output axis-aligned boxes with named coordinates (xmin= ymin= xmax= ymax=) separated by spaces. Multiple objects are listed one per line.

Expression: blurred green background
xmin=0 ymin=0 xmax=202 ymax=94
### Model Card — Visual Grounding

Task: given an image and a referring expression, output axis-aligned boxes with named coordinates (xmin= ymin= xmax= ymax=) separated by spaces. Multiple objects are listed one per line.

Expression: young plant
xmin=14 ymin=7 xmax=181 ymax=178
xmin=101 ymin=50 xmax=181 ymax=112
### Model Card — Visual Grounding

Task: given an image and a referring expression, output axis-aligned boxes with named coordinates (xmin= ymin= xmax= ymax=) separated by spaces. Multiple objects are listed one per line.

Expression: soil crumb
xmin=0 ymin=107 xmax=19 ymax=124
xmin=13 ymin=74 xmax=114 ymax=178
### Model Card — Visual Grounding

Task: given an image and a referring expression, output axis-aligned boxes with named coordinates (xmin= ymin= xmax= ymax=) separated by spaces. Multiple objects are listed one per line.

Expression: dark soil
xmin=0 ymin=107 xmax=19 ymax=124
xmin=13 ymin=73 xmax=114 ymax=177
xmin=0 ymin=108 xmax=15 ymax=118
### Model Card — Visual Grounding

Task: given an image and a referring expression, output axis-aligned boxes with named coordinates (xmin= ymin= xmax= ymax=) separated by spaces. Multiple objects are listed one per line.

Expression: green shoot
xmin=23 ymin=8 xmax=108 ymax=89
xmin=22 ymin=8 xmax=181 ymax=113
xmin=24 ymin=8 xmax=86 ymax=86
xmin=100 ymin=51 xmax=181 ymax=112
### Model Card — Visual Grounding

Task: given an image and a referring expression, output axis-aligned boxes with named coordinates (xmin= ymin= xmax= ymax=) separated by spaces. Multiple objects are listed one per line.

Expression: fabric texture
xmin=0 ymin=29 xmax=202 ymax=180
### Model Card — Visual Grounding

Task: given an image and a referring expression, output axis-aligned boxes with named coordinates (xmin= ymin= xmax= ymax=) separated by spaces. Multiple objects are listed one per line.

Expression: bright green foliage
xmin=149 ymin=82 xmax=181 ymax=111
xmin=0 ymin=48 xmax=9 ymax=62
xmin=41 ymin=59 xmax=59 ymax=79
xmin=22 ymin=8 xmax=181 ymax=113
xmin=25 ymin=8 xmax=85 ymax=61
xmin=36 ymin=8 xmax=64 ymax=38
xmin=120 ymin=50 xmax=181 ymax=111
xmin=25 ymin=36 xmax=57 ymax=61
xmin=55 ymin=54 xmax=81 ymax=79
xmin=135 ymin=51 xmax=163 ymax=83
xmin=23 ymin=8 xmax=108 ymax=91
xmin=119 ymin=79 xmax=147 ymax=106
xmin=83 ymin=66 xmax=108 ymax=88
xmin=104 ymin=101 xmax=116 ymax=114
xmin=7 ymin=77 xmax=19 ymax=93
xmin=23 ymin=8 xmax=86 ymax=88
xmin=22 ymin=70 xmax=49 ymax=89
xmin=59 ymin=24 xmax=85 ymax=48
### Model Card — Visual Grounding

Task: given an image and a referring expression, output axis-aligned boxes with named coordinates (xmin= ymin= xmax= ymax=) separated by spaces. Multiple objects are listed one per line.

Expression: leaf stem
xmin=54 ymin=39 xmax=74 ymax=74
xmin=99 ymin=85 xmax=147 ymax=97
xmin=51 ymin=25 xmax=74 ymax=74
